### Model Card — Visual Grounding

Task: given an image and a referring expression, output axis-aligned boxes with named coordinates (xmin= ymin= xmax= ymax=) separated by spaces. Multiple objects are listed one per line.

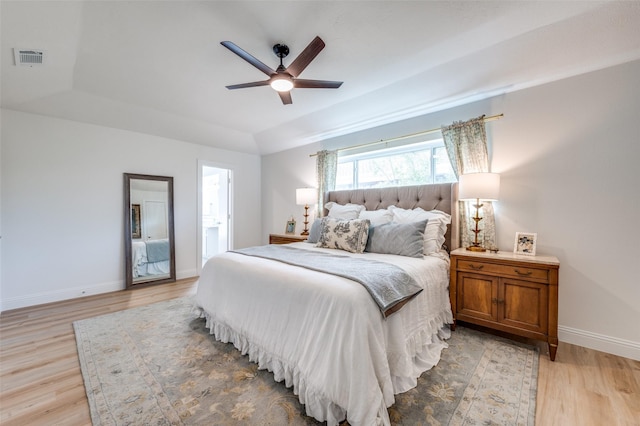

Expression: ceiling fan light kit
xmin=270 ymin=76 xmax=294 ymax=92
xmin=221 ymin=36 xmax=342 ymax=104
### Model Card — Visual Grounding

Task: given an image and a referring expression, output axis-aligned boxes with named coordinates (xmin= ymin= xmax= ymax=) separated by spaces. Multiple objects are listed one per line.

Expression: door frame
xmin=197 ymin=160 xmax=233 ymax=274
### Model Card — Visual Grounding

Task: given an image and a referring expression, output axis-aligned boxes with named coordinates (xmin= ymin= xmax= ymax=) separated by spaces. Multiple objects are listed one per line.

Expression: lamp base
xmin=300 ymin=204 xmax=310 ymax=236
xmin=466 ymin=198 xmax=486 ymax=252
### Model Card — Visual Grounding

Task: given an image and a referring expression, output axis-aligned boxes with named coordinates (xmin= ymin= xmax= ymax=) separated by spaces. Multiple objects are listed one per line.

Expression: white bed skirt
xmin=194 ymin=243 xmax=453 ymax=425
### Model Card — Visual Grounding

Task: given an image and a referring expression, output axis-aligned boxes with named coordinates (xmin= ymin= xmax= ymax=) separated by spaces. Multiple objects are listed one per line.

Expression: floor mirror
xmin=124 ymin=173 xmax=176 ymax=288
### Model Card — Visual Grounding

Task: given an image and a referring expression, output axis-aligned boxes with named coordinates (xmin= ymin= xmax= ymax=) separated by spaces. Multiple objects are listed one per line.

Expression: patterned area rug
xmin=73 ymin=297 xmax=538 ymax=425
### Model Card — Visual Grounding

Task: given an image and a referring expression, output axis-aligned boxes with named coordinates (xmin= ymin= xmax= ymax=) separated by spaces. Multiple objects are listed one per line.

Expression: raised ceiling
xmin=2 ymin=1 xmax=639 ymax=155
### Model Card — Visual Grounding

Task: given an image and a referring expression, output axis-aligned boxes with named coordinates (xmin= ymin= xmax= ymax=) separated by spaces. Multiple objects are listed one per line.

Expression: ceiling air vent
xmin=13 ymin=48 xmax=45 ymax=66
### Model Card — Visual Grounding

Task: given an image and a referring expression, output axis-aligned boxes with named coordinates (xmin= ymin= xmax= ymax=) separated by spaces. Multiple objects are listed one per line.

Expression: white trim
xmin=197 ymin=159 xmax=204 ymax=273
xmin=196 ymin=160 xmax=233 ymax=274
xmin=0 ymin=268 xmax=198 ymax=312
xmin=0 ymin=280 xmax=123 ymax=311
xmin=177 ymin=269 xmax=197 ymax=281
xmin=559 ymin=325 xmax=640 ymax=361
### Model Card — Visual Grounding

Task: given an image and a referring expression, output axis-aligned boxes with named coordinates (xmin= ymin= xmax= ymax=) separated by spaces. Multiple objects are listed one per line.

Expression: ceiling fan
xmin=220 ymin=36 xmax=343 ymax=105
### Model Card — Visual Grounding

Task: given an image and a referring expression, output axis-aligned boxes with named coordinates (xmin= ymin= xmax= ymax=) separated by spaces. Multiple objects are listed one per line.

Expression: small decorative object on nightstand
xmin=285 ymin=219 xmax=296 ymax=235
xmin=269 ymin=233 xmax=307 ymax=244
xmin=514 ymin=232 xmax=537 ymax=256
xmin=449 ymin=247 xmax=560 ymax=361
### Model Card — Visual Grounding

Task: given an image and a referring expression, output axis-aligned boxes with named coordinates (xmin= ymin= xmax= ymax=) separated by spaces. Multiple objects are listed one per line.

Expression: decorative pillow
xmin=365 ymin=220 xmax=428 ymax=258
xmin=316 ymin=218 xmax=370 ymax=253
xmin=358 ymin=209 xmax=393 ymax=227
xmin=388 ymin=206 xmax=451 ymax=255
xmin=306 ymin=218 xmax=322 ymax=243
xmin=324 ymin=202 xmax=365 ymax=220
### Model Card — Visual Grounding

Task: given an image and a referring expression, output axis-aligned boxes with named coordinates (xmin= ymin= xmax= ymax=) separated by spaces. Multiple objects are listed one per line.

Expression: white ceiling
xmin=2 ymin=1 xmax=639 ymax=155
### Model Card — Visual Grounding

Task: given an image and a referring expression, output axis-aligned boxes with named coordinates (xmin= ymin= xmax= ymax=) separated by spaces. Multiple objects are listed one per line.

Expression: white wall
xmin=261 ymin=143 xmax=321 ymax=243
xmin=1 ymin=109 xmax=261 ymax=310
xmin=262 ymin=60 xmax=640 ymax=360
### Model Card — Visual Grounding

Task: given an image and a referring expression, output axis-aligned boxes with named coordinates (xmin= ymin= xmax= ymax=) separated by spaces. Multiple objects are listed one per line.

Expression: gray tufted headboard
xmin=325 ymin=183 xmax=459 ymax=251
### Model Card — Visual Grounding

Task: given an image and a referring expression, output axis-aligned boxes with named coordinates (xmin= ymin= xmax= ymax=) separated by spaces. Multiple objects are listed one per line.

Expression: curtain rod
xmin=309 ymin=113 xmax=504 ymax=157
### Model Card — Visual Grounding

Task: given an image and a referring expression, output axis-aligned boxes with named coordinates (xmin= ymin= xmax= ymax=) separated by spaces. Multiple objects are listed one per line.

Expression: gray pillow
xmin=307 ymin=218 xmax=322 ymax=243
xmin=365 ymin=219 xmax=428 ymax=258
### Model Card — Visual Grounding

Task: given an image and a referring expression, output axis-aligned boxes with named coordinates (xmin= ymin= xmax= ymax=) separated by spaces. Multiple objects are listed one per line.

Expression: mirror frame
xmin=124 ymin=173 xmax=176 ymax=288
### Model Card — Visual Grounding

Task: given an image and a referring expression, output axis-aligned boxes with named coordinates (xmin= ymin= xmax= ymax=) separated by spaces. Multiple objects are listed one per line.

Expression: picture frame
xmin=285 ymin=219 xmax=296 ymax=235
xmin=514 ymin=232 xmax=537 ymax=256
xmin=131 ymin=204 xmax=142 ymax=239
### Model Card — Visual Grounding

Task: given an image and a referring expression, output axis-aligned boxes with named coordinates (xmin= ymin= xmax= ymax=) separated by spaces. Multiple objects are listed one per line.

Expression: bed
xmin=195 ymin=183 xmax=458 ymax=425
xmin=131 ymin=238 xmax=171 ymax=278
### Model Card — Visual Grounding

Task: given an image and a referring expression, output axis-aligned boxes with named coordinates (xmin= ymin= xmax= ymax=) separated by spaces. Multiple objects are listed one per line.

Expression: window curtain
xmin=315 ymin=150 xmax=337 ymax=216
xmin=441 ymin=115 xmax=497 ymax=249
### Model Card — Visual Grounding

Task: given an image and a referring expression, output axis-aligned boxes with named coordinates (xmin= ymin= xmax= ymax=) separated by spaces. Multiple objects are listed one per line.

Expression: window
xmin=335 ymin=140 xmax=456 ymax=190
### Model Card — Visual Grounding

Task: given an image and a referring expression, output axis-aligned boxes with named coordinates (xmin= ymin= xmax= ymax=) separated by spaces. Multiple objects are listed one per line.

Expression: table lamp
xmin=458 ymin=172 xmax=500 ymax=252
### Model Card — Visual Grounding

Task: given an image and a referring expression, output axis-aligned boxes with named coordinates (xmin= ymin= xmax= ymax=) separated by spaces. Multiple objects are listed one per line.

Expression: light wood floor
xmin=1 ymin=278 xmax=638 ymax=425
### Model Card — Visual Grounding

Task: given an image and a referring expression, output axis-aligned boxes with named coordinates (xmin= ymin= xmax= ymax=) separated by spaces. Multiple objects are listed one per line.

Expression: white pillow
xmin=358 ymin=209 xmax=393 ymax=227
xmin=324 ymin=201 xmax=365 ymax=220
xmin=388 ymin=206 xmax=451 ymax=254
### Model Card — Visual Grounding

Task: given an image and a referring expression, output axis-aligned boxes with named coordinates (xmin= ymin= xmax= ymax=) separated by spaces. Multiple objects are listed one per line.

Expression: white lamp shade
xmin=296 ymin=188 xmax=317 ymax=205
xmin=458 ymin=173 xmax=500 ymax=201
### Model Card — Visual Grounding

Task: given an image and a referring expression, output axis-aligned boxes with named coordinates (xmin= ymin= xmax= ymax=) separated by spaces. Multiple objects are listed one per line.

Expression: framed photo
xmin=285 ymin=219 xmax=296 ymax=235
xmin=514 ymin=232 xmax=537 ymax=256
xmin=131 ymin=204 xmax=142 ymax=239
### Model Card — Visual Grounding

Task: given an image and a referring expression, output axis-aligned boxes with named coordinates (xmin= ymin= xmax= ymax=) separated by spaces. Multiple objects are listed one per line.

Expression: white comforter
xmin=131 ymin=241 xmax=170 ymax=278
xmin=194 ymin=242 xmax=453 ymax=425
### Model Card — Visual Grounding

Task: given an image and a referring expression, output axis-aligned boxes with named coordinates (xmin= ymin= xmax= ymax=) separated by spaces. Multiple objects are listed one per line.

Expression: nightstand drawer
xmin=269 ymin=234 xmax=307 ymax=244
xmin=457 ymin=260 xmax=549 ymax=282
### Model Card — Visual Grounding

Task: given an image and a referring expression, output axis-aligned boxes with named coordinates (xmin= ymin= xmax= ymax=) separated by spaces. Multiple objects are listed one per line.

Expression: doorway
xmin=143 ymin=200 xmax=168 ymax=240
xmin=197 ymin=161 xmax=232 ymax=273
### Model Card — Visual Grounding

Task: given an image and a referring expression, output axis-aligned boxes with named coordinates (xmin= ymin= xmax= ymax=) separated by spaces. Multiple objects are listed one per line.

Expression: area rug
xmin=73 ymin=297 xmax=538 ymax=425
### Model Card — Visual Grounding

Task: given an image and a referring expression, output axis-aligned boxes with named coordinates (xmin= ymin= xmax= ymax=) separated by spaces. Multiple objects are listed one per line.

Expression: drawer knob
xmin=514 ymin=269 xmax=533 ymax=276
xmin=469 ymin=264 xmax=484 ymax=270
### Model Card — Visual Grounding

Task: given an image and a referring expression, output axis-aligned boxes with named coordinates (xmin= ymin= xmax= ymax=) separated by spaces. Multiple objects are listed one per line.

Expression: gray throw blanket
xmin=146 ymin=239 xmax=169 ymax=263
xmin=232 ymin=245 xmax=423 ymax=317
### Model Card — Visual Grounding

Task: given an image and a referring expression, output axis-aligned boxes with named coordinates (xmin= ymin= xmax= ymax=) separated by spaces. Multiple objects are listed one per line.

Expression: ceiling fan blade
xmin=278 ymin=91 xmax=292 ymax=105
xmin=221 ymin=41 xmax=276 ymax=77
xmin=294 ymin=79 xmax=343 ymax=89
xmin=225 ymin=80 xmax=270 ymax=90
xmin=285 ymin=36 xmax=325 ymax=77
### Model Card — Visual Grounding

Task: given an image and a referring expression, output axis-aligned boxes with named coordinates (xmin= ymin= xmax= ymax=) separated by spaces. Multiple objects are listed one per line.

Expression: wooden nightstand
xmin=269 ymin=234 xmax=308 ymax=244
xmin=449 ymin=248 xmax=560 ymax=360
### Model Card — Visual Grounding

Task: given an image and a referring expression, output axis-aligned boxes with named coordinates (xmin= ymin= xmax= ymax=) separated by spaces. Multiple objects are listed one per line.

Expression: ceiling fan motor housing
xmin=273 ymin=44 xmax=289 ymax=58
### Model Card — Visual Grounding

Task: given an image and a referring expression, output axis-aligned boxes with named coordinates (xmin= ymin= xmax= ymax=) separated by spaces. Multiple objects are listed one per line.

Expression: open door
xmin=197 ymin=161 xmax=232 ymax=273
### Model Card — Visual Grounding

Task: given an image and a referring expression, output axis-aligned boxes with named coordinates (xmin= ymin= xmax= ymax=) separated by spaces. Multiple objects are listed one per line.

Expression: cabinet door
xmin=499 ymin=278 xmax=548 ymax=334
xmin=457 ymin=272 xmax=498 ymax=322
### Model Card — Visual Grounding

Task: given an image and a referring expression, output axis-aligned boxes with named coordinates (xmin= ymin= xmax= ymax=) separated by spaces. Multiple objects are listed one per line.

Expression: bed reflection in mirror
xmin=124 ymin=173 xmax=176 ymax=288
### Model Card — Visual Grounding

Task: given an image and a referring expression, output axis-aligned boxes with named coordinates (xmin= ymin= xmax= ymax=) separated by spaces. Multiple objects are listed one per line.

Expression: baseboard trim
xmin=1 ymin=268 xmax=199 ymax=312
xmin=1 ymin=280 xmax=124 ymax=312
xmin=177 ymin=269 xmax=198 ymax=280
xmin=559 ymin=325 xmax=640 ymax=361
